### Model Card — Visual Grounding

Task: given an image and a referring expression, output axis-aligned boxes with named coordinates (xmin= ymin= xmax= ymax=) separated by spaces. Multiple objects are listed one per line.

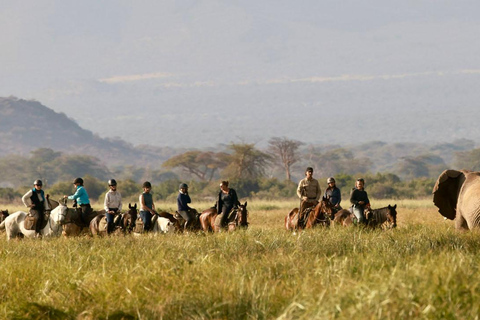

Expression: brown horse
xmin=59 ymin=199 xmax=104 ymax=237
xmin=122 ymin=203 xmax=138 ymax=234
xmin=173 ymin=209 xmax=204 ymax=232
xmin=334 ymin=205 xmax=397 ymax=229
xmin=0 ymin=210 xmax=9 ymax=224
xmin=199 ymin=202 xmax=249 ymax=232
xmin=285 ymin=197 xmax=333 ymax=231
xmin=90 ymin=212 xmax=124 ymax=236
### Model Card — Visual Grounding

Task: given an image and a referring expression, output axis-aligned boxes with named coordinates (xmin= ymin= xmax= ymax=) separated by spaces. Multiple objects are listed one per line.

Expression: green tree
xmin=222 ymin=143 xmax=271 ymax=180
xmin=162 ymin=151 xmax=228 ymax=181
xmin=268 ymin=137 xmax=304 ymax=181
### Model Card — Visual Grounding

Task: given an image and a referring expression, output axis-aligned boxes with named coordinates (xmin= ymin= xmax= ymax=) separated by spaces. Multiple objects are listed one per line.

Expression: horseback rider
xmin=177 ymin=183 xmax=197 ymax=231
xmin=104 ymin=179 xmax=122 ymax=234
xmin=297 ymin=167 xmax=321 ymax=223
xmin=216 ymin=181 xmax=240 ymax=230
xmin=64 ymin=177 xmax=92 ymax=226
xmin=22 ymin=180 xmax=50 ymax=237
xmin=324 ymin=177 xmax=342 ymax=219
xmin=350 ymin=178 xmax=370 ymax=224
xmin=139 ymin=181 xmax=156 ymax=232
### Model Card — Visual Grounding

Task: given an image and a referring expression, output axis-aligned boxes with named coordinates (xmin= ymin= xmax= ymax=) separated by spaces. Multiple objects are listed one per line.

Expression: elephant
xmin=433 ymin=169 xmax=480 ymax=230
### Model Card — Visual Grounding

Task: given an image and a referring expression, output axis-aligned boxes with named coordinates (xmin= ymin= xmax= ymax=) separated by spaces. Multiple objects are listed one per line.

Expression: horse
xmin=89 ymin=212 xmax=125 ymax=236
xmin=173 ymin=209 xmax=203 ymax=232
xmin=199 ymin=202 xmax=249 ymax=232
xmin=334 ymin=205 xmax=397 ymax=229
xmin=55 ymin=199 xmax=104 ymax=237
xmin=0 ymin=210 xmax=9 ymax=224
xmin=365 ymin=205 xmax=397 ymax=229
xmin=285 ymin=197 xmax=333 ymax=231
xmin=0 ymin=205 xmax=64 ymax=240
xmin=130 ymin=209 xmax=181 ymax=235
xmin=122 ymin=203 xmax=138 ymax=234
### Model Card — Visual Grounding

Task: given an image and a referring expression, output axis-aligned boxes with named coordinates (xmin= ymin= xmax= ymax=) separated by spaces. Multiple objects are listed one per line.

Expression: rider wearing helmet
xmin=177 ymin=183 xmax=196 ymax=230
xmin=104 ymin=179 xmax=122 ymax=234
xmin=22 ymin=180 xmax=50 ymax=236
xmin=350 ymin=178 xmax=370 ymax=224
xmin=324 ymin=177 xmax=342 ymax=219
xmin=64 ymin=177 xmax=92 ymax=225
xmin=139 ymin=181 xmax=156 ymax=231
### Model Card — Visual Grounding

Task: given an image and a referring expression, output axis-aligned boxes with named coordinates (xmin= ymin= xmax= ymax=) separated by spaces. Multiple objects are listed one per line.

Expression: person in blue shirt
xmin=64 ymin=177 xmax=92 ymax=225
xmin=177 ymin=183 xmax=197 ymax=231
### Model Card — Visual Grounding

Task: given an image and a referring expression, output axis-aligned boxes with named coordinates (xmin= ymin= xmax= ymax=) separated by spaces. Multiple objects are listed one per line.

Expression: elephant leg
xmin=455 ymin=215 xmax=469 ymax=231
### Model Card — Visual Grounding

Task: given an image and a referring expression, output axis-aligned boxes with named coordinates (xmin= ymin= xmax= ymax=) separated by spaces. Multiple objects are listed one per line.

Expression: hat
xmin=306 ymin=167 xmax=313 ymax=172
xmin=327 ymin=177 xmax=335 ymax=183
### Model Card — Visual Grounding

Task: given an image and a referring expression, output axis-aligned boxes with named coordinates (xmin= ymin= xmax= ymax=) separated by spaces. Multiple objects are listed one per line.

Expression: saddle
xmin=298 ymin=207 xmax=314 ymax=228
xmin=24 ymin=209 xmax=49 ymax=231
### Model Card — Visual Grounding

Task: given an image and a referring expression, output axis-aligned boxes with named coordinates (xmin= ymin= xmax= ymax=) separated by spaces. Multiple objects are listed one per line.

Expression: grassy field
xmin=1 ymin=198 xmax=480 ymax=319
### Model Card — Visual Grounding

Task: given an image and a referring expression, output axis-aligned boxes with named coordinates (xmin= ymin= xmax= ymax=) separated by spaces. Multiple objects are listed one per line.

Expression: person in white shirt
xmin=104 ymin=179 xmax=122 ymax=234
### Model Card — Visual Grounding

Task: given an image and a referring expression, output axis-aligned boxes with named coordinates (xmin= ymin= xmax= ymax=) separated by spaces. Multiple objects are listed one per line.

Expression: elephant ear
xmin=432 ymin=169 xmax=465 ymax=220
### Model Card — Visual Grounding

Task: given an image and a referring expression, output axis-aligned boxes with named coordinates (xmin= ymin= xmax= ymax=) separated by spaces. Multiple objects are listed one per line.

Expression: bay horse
xmin=0 ymin=210 xmax=9 ymax=224
xmin=122 ymin=203 xmax=138 ymax=234
xmin=89 ymin=212 xmax=124 ymax=236
xmin=334 ymin=205 xmax=397 ymax=229
xmin=285 ymin=197 xmax=333 ymax=231
xmin=58 ymin=199 xmax=104 ymax=237
xmin=199 ymin=202 xmax=249 ymax=232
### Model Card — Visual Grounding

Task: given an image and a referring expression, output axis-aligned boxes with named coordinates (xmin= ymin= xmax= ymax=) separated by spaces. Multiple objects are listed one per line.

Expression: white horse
xmin=0 ymin=204 xmax=66 ymax=240
xmin=152 ymin=216 xmax=175 ymax=234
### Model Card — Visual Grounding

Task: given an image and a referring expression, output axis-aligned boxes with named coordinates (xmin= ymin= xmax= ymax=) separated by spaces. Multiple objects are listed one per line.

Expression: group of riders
xmin=21 ymin=178 xmax=240 ymax=236
xmin=21 ymin=166 xmax=370 ymax=236
xmin=297 ymin=167 xmax=370 ymax=225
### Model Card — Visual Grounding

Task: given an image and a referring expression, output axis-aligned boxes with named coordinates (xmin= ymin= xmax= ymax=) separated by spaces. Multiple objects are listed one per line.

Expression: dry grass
xmin=2 ymin=198 xmax=478 ymax=319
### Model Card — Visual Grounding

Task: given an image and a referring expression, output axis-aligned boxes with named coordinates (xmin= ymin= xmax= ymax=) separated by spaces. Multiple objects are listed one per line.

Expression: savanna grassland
xmin=1 ymin=199 xmax=480 ymax=320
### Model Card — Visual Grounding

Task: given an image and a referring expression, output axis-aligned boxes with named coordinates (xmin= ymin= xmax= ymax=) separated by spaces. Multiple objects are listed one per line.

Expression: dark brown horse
xmin=199 ymin=202 xmax=249 ymax=232
xmin=285 ymin=197 xmax=333 ymax=231
xmin=0 ymin=210 xmax=9 ymax=224
xmin=122 ymin=203 xmax=138 ymax=234
xmin=334 ymin=205 xmax=397 ymax=229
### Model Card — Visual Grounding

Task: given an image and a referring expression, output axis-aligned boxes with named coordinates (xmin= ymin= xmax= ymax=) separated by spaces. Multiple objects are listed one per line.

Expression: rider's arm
xmin=22 ymin=190 xmax=33 ymax=208
xmin=296 ymin=180 xmax=304 ymax=199
xmin=315 ymin=181 xmax=321 ymax=201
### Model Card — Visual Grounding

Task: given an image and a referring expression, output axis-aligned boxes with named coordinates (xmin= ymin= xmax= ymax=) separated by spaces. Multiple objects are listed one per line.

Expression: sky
xmin=2 ymin=1 xmax=480 ymax=148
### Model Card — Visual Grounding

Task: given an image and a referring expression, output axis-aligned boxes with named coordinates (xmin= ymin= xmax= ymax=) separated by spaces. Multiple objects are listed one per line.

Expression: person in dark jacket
xmin=177 ymin=183 xmax=196 ymax=230
xmin=350 ymin=178 xmax=370 ymax=224
xmin=139 ymin=181 xmax=156 ymax=232
xmin=215 ymin=181 xmax=240 ymax=230
xmin=22 ymin=180 xmax=50 ymax=236
xmin=324 ymin=177 xmax=342 ymax=219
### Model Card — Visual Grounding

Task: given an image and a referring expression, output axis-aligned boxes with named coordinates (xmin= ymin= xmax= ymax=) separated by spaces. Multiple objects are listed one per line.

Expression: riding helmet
xmin=143 ymin=181 xmax=152 ymax=188
xmin=327 ymin=177 xmax=335 ymax=183
xmin=73 ymin=177 xmax=84 ymax=185
xmin=108 ymin=179 xmax=117 ymax=186
xmin=33 ymin=180 xmax=43 ymax=186
xmin=179 ymin=183 xmax=188 ymax=189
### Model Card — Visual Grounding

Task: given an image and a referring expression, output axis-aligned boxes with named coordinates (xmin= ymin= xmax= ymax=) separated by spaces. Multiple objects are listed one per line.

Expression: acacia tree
xmin=267 ymin=137 xmax=304 ymax=181
xmin=162 ymin=150 xmax=228 ymax=181
xmin=222 ymin=143 xmax=271 ymax=180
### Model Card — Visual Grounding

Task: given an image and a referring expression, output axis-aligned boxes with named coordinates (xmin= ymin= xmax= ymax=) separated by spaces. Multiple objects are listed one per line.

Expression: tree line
xmin=1 ymin=137 xmax=479 ymax=203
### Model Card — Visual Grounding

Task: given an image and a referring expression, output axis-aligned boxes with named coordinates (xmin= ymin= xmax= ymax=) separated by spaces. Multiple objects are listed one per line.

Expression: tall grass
xmin=1 ymin=199 xmax=479 ymax=319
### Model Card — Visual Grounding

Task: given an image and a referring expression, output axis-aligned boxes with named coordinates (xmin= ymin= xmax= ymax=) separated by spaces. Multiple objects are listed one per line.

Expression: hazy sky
xmin=2 ymin=1 xmax=480 ymax=147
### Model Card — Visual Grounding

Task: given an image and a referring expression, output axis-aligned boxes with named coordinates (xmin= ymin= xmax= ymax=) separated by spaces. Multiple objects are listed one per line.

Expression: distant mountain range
xmin=0 ymin=97 xmax=182 ymax=167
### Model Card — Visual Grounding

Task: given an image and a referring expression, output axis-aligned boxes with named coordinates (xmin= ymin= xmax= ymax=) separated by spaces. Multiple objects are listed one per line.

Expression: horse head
xmin=386 ymin=204 xmax=397 ymax=228
xmin=237 ymin=201 xmax=249 ymax=228
xmin=50 ymin=201 xmax=69 ymax=225
xmin=312 ymin=197 xmax=333 ymax=225
xmin=124 ymin=203 xmax=138 ymax=232
xmin=0 ymin=210 xmax=9 ymax=222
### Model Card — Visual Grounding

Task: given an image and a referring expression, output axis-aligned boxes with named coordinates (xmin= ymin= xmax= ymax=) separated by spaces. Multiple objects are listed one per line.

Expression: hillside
xmin=0 ymin=97 xmax=181 ymax=167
